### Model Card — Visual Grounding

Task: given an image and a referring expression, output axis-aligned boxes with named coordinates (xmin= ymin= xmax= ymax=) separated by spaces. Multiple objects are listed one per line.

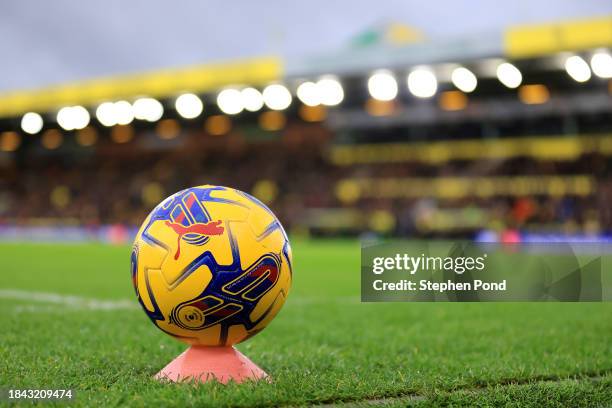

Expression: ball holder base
xmin=155 ymin=346 xmax=269 ymax=384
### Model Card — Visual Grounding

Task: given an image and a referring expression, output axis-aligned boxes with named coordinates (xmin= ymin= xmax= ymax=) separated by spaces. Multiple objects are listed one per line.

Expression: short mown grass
xmin=0 ymin=241 xmax=610 ymax=407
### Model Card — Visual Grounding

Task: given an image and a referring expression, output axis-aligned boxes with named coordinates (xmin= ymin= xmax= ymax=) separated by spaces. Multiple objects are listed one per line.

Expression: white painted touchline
xmin=0 ymin=289 xmax=137 ymax=310
xmin=0 ymin=289 xmax=359 ymax=313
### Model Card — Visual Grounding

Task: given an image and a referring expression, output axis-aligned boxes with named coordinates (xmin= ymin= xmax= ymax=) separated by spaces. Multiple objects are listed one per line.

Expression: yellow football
xmin=131 ymin=185 xmax=292 ymax=346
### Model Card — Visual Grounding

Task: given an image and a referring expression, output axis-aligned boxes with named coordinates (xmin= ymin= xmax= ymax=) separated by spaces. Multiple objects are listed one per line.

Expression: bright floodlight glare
xmin=71 ymin=106 xmax=90 ymax=130
xmin=57 ymin=107 xmax=74 ymax=130
xmin=296 ymin=82 xmax=321 ymax=106
xmin=175 ymin=93 xmax=203 ymax=119
xmin=263 ymin=84 xmax=292 ymax=110
xmin=367 ymin=71 xmax=398 ymax=101
xmin=451 ymin=67 xmax=477 ymax=93
xmin=217 ymin=89 xmax=244 ymax=115
xmin=96 ymin=102 xmax=117 ymax=127
xmin=21 ymin=112 xmax=43 ymax=134
xmin=496 ymin=62 xmax=522 ymax=88
xmin=407 ymin=68 xmax=437 ymax=98
xmin=241 ymin=87 xmax=264 ymax=112
xmin=132 ymin=99 xmax=148 ymax=121
xmin=565 ymin=56 xmax=592 ymax=82
xmin=317 ymin=77 xmax=344 ymax=106
xmin=590 ymin=52 xmax=612 ymax=79
xmin=57 ymin=106 xmax=90 ymax=131
xmin=133 ymin=98 xmax=164 ymax=122
xmin=114 ymin=100 xmax=134 ymax=125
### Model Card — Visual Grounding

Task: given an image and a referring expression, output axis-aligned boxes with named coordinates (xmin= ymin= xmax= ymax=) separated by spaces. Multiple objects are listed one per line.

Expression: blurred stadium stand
xmin=0 ymin=16 xmax=611 ymax=242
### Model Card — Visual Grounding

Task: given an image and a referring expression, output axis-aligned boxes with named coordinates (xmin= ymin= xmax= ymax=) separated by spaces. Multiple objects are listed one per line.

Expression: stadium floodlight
xmin=57 ymin=107 xmax=73 ymax=130
xmin=20 ymin=112 xmax=43 ymax=134
xmin=57 ymin=106 xmax=90 ymax=131
xmin=296 ymin=82 xmax=321 ymax=106
xmin=217 ymin=89 xmax=244 ymax=115
xmin=56 ymin=106 xmax=74 ymax=130
xmin=317 ymin=77 xmax=344 ymax=106
xmin=263 ymin=84 xmax=292 ymax=110
xmin=590 ymin=52 xmax=612 ymax=79
xmin=71 ymin=106 xmax=91 ymax=130
xmin=451 ymin=67 xmax=478 ymax=93
xmin=496 ymin=62 xmax=522 ymax=88
xmin=565 ymin=56 xmax=592 ymax=82
xmin=95 ymin=101 xmax=137 ymax=126
xmin=114 ymin=101 xmax=135 ymax=125
xmin=368 ymin=71 xmax=398 ymax=101
xmin=96 ymin=102 xmax=117 ymax=127
xmin=133 ymin=98 xmax=164 ymax=122
xmin=407 ymin=68 xmax=437 ymax=98
xmin=241 ymin=87 xmax=264 ymax=112
xmin=175 ymin=93 xmax=204 ymax=119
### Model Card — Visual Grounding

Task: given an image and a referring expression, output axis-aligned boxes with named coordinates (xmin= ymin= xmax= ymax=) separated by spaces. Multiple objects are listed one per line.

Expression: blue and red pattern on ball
xmin=131 ymin=186 xmax=292 ymax=345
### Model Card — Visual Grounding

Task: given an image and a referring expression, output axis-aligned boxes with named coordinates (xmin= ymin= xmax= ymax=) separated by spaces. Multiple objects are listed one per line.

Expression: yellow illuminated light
xmin=41 ymin=129 xmax=63 ymax=149
xmin=76 ymin=127 xmax=98 ymax=146
xmin=439 ymin=91 xmax=468 ymax=111
xmin=0 ymin=131 xmax=20 ymax=152
xmin=156 ymin=119 xmax=180 ymax=140
xmin=259 ymin=111 xmax=285 ymax=131
xmin=299 ymin=105 xmax=326 ymax=122
xmin=111 ymin=125 xmax=134 ymax=143
xmin=365 ymin=98 xmax=396 ymax=116
xmin=205 ymin=115 xmax=232 ymax=136
xmin=518 ymin=84 xmax=550 ymax=105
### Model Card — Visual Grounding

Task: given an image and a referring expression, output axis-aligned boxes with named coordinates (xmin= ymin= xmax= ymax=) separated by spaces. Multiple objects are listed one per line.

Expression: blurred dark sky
xmin=0 ymin=0 xmax=610 ymax=91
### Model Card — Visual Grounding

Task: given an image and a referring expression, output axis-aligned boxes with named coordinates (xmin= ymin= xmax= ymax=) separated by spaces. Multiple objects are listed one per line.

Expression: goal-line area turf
xmin=0 ymin=241 xmax=611 ymax=407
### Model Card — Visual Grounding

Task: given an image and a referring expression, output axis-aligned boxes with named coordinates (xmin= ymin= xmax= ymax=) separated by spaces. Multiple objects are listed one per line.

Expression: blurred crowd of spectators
xmin=1 ymin=129 xmax=611 ymax=238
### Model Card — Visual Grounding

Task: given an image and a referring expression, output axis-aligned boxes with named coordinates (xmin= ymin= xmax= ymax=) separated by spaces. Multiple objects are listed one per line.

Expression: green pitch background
xmin=0 ymin=241 xmax=611 ymax=407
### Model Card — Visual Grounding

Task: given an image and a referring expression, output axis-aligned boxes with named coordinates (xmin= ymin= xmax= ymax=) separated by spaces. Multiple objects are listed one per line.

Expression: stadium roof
xmin=0 ymin=2 xmax=612 ymax=117
xmin=1 ymin=0 xmax=610 ymax=88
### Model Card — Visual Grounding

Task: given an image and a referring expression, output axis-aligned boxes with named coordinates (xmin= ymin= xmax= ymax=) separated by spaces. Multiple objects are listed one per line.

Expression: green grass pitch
xmin=0 ymin=241 xmax=611 ymax=407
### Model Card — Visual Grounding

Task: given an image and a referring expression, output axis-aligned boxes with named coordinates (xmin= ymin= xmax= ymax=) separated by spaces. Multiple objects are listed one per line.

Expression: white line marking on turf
xmin=0 ymin=289 xmax=138 ymax=311
xmin=0 ymin=289 xmax=359 ymax=313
